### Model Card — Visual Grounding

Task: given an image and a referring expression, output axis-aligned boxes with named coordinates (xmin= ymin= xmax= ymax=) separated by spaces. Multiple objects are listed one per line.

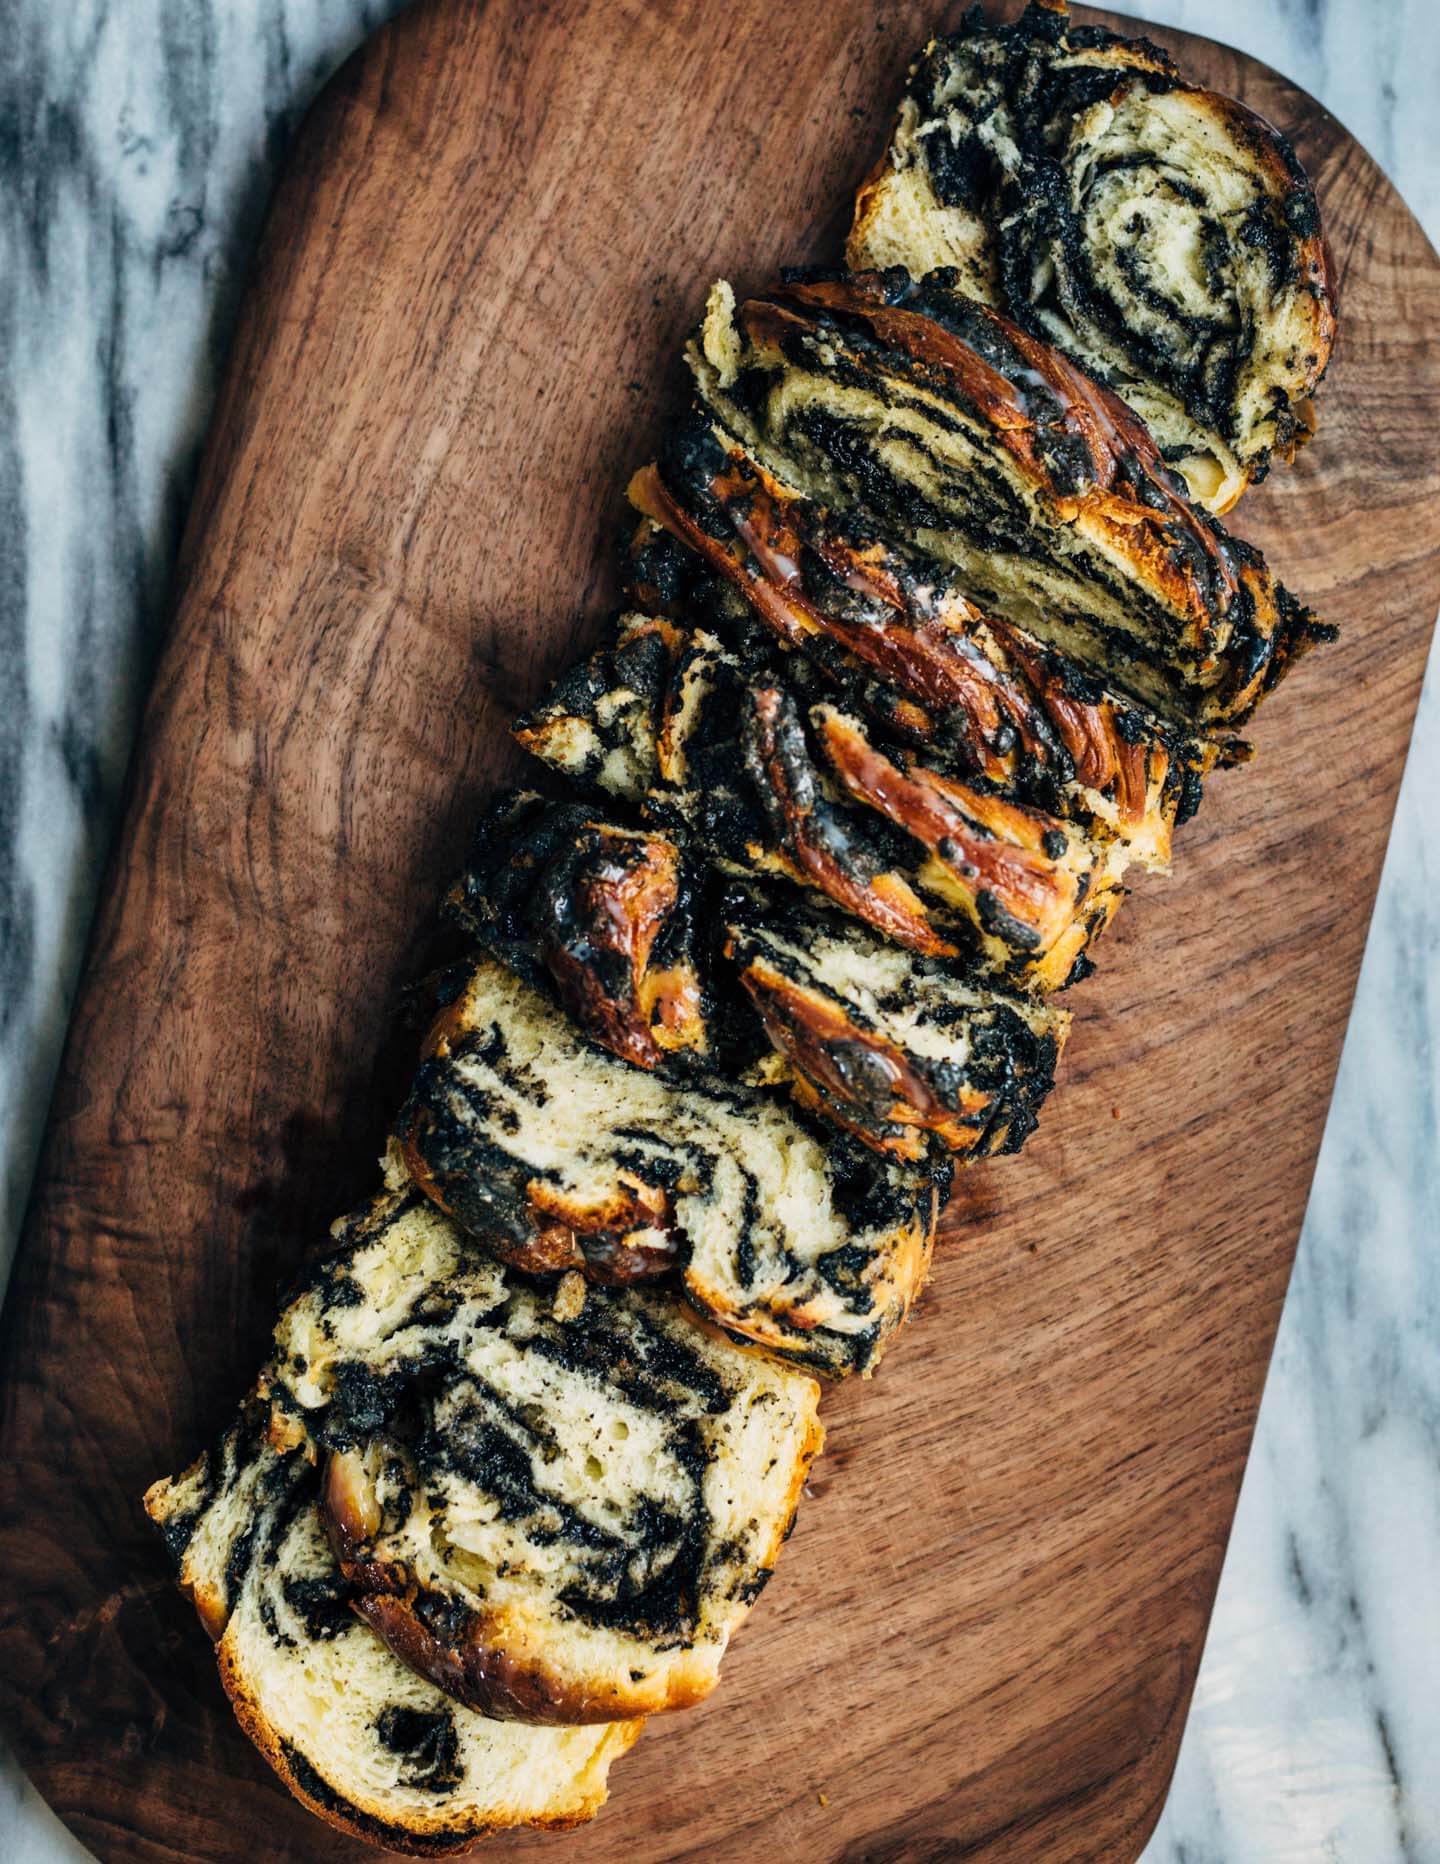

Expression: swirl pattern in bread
xmin=629 ymin=416 xmax=1207 ymax=868
xmin=395 ymin=956 xmax=936 ymax=1373
xmin=263 ymin=1188 xmax=823 ymax=1724
xmin=443 ymin=789 xmax=1070 ymax=1165
xmin=518 ymin=613 xmax=1129 ymax=990
xmin=722 ymin=887 xmax=1068 ymax=1162
xmin=144 ymin=1392 xmax=642 ymax=1853
xmin=688 ymin=270 xmax=1332 ymax=731
xmin=847 ymin=0 xmax=1336 ymax=513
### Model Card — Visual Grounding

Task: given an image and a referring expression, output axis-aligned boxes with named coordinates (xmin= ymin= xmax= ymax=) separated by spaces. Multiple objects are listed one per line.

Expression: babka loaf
xmin=517 ymin=612 xmax=1127 ymax=990
xmin=144 ymin=19 xmax=1340 ymax=1849
xmin=144 ymin=1393 xmax=642 ymax=1853
xmin=847 ymin=0 xmax=1336 ymax=513
xmin=722 ymin=887 xmax=1068 ymax=1162
xmin=629 ymin=415 xmax=1206 ymax=867
xmin=688 ymin=269 xmax=1332 ymax=730
xmin=445 ymin=791 xmax=1069 ymax=1165
xmin=395 ymin=956 xmax=936 ymax=1373
xmin=264 ymin=1187 xmax=823 ymax=1723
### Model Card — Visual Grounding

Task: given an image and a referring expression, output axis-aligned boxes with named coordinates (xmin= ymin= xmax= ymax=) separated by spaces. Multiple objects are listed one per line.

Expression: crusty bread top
xmin=722 ymin=887 xmax=1069 ymax=1164
xmin=518 ymin=609 xmax=1131 ymax=991
xmin=447 ymin=786 xmax=1072 ymax=1168
xmin=446 ymin=789 xmax=712 ymax=1074
xmin=628 ymin=419 xmax=1202 ymax=868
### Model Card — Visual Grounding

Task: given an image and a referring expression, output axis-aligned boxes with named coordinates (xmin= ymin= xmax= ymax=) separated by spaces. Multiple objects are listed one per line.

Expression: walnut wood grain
xmin=1 ymin=4 xmax=1436 ymax=1860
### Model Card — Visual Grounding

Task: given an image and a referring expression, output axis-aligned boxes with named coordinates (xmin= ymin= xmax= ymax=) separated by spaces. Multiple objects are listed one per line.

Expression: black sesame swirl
xmin=394 ymin=955 xmax=935 ymax=1376
xmin=849 ymin=0 xmax=1336 ymax=513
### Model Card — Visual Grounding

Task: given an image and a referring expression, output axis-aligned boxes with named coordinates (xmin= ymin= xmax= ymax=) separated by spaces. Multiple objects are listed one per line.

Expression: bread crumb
xmin=701 ymin=280 xmax=741 ymax=387
xmin=553 ymin=1271 xmax=587 ymax=1322
xmin=266 ymin=1408 xmax=307 ymax=1455
xmin=817 ymin=1791 xmax=830 ymax=1808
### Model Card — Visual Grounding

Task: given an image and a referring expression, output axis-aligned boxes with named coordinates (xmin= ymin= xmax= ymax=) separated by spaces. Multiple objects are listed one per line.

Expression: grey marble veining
xmin=0 ymin=0 xmax=393 ymax=1264
xmin=1 ymin=3 xmax=1437 ymax=1860
xmin=0 ymin=5 xmax=400 ymax=1858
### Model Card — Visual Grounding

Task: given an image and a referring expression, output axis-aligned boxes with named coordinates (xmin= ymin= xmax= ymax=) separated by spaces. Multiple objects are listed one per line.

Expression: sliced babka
xmin=267 ymin=1187 xmax=823 ymax=1721
xmin=847 ymin=0 xmax=1336 ymax=513
xmin=444 ymin=791 xmax=1071 ymax=1165
xmin=687 ymin=270 xmax=1332 ymax=730
xmin=393 ymin=956 xmax=936 ymax=1374
xmin=518 ymin=611 xmax=1127 ymax=990
xmin=144 ymin=1392 xmax=642 ymax=1853
xmin=628 ymin=414 xmax=1206 ymax=867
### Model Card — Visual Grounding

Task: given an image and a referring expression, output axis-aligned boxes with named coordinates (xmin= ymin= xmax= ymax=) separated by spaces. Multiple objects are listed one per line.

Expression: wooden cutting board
xmin=2 ymin=3 xmax=1437 ymax=1859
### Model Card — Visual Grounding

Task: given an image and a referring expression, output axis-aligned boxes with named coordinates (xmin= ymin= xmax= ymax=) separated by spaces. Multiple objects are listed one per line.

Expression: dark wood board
xmin=1 ymin=2 xmax=1437 ymax=1858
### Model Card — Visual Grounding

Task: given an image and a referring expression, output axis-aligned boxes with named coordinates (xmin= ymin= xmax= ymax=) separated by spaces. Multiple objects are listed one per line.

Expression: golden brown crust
xmin=632 ymin=437 xmax=1196 ymax=861
xmin=353 ymin=1593 xmax=678 ymax=1727
xmin=543 ymin=837 xmax=705 ymax=1069
xmin=398 ymin=1126 xmax=679 ymax=1284
xmin=515 ymin=615 xmax=1133 ymax=984
xmin=813 ymin=706 xmax=1093 ymax=969
xmin=633 ymin=459 xmax=1004 ymax=732
xmin=692 ymin=272 xmax=1332 ymax=729
xmin=449 ymin=794 xmax=710 ymax=1074
xmin=734 ymin=952 xmax=989 ymax=1162
xmin=742 ymin=683 xmax=954 ymax=957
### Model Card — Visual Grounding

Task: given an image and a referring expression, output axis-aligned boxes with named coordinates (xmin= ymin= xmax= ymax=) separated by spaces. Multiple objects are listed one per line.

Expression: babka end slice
xmin=144 ymin=1390 xmax=641 ymax=1853
xmin=847 ymin=1 xmax=1335 ymax=512
xmin=267 ymin=1187 xmax=823 ymax=1723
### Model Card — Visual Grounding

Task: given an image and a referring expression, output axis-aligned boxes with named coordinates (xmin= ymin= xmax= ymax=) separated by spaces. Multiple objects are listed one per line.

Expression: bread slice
xmin=688 ymin=271 xmax=1332 ymax=731
xmin=144 ymin=1393 xmax=641 ymax=1855
xmin=445 ymin=789 xmax=1067 ymax=1165
xmin=445 ymin=789 xmax=713 ymax=1073
xmin=629 ymin=414 xmax=1207 ymax=868
xmin=847 ymin=0 xmax=1335 ymax=513
xmin=518 ymin=610 xmax=1126 ymax=990
xmin=394 ymin=956 xmax=936 ymax=1374
xmin=722 ymin=887 xmax=1069 ymax=1163
xmin=264 ymin=1187 xmax=823 ymax=1723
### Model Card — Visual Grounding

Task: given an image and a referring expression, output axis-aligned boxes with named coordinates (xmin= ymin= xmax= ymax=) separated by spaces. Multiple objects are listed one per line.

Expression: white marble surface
xmin=1 ymin=3 xmax=1436 ymax=1859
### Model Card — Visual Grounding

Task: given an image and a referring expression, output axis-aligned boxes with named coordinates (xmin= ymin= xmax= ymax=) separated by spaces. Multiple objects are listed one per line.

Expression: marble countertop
xmin=2 ymin=2 xmax=1436 ymax=1859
